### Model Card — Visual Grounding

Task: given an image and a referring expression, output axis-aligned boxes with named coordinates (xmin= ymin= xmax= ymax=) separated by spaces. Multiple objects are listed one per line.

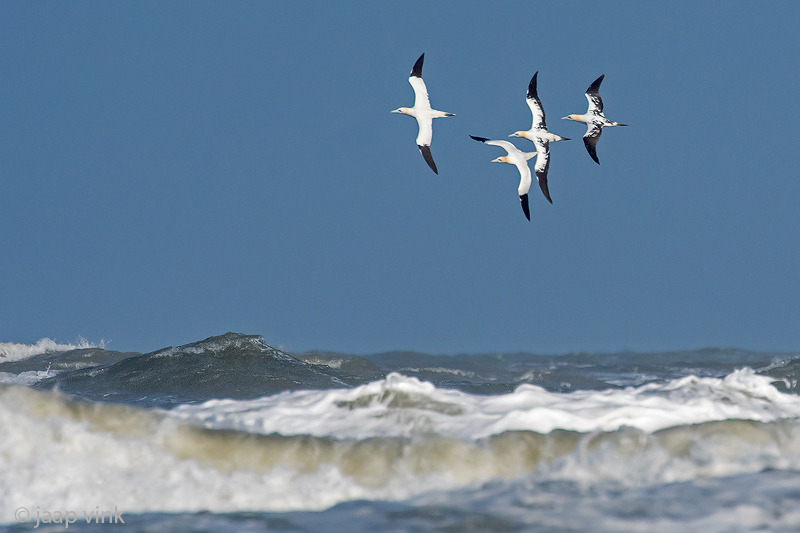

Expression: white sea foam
xmin=0 ymin=386 xmax=461 ymax=523
xmin=0 ymin=370 xmax=57 ymax=386
xmin=0 ymin=338 xmax=97 ymax=362
xmin=169 ymin=369 xmax=800 ymax=440
xmin=2 ymin=374 xmax=800 ymax=525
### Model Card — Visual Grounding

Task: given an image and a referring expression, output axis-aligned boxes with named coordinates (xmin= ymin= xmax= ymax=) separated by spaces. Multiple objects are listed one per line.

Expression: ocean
xmin=1 ymin=332 xmax=800 ymax=532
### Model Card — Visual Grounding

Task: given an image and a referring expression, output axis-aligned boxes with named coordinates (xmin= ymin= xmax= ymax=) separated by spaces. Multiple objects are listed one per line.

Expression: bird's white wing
xmin=527 ymin=96 xmax=546 ymax=130
xmin=414 ymin=114 xmax=434 ymax=147
xmin=409 ymin=76 xmax=431 ymax=111
xmin=484 ymin=139 xmax=518 ymax=155
xmin=515 ymin=160 xmax=533 ymax=219
xmin=585 ymin=92 xmax=603 ymax=115
xmin=414 ymin=104 xmax=435 ymax=172
xmin=513 ymin=159 xmax=532 ymax=197
xmin=526 ymin=72 xmax=547 ymax=129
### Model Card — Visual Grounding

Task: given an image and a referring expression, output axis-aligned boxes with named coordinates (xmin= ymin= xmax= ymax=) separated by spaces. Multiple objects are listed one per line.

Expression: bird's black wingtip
xmin=470 ymin=135 xmax=489 ymax=143
xmin=587 ymin=74 xmax=605 ymax=94
xmin=520 ymin=194 xmax=531 ymax=221
xmin=583 ymin=138 xmax=600 ymax=164
xmin=418 ymin=144 xmax=438 ymax=174
xmin=527 ymin=71 xmax=539 ymax=100
xmin=411 ymin=53 xmax=425 ymax=78
xmin=537 ymin=176 xmax=553 ymax=204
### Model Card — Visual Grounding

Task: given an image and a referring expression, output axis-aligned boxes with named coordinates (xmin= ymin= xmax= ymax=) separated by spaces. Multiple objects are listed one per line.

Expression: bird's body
xmin=392 ymin=54 xmax=455 ymax=174
xmin=509 ymin=72 xmax=569 ymax=201
xmin=562 ymin=74 xmax=627 ymax=164
xmin=470 ymin=135 xmax=539 ymax=221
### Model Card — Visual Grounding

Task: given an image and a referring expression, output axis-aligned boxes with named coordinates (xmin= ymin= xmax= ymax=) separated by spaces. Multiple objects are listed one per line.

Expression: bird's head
xmin=391 ymin=107 xmax=409 ymax=115
xmin=561 ymin=114 xmax=580 ymax=122
xmin=509 ymin=131 xmax=527 ymax=139
xmin=491 ymin=156 xmax=509 ymax=164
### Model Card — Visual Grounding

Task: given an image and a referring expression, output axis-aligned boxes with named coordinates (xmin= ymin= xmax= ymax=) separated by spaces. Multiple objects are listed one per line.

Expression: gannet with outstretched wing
xmin=391 ymin=53 xmax=455 ymax=174
xmin=509 ymin=72 xmax=569 ymax=200
xmin=561 ymin=74 xmax=627 ymax=164
xmin=470 ymin=135 xmax=541 ymax=221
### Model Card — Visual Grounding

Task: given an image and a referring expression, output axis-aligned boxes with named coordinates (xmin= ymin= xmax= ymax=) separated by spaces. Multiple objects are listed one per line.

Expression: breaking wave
xmin=2 ymin=367 xmax=800 ymax=523
xmin=0 ymin=338 xmax=98 ymax=362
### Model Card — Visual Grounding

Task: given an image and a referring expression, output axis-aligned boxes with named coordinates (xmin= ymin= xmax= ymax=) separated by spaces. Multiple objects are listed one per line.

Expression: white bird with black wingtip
xmin=509 ymin=71 xmax=570 ymax=201
xmin=391 ymin=53 xmax=455 ymax=174
xmin=470 ymin=135 xmax=540 ymax=221
xmin=562 ymin=74 xmax=627 ymax=164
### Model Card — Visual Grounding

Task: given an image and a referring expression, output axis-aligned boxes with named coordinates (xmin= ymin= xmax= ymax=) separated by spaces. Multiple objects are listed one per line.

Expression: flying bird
xmin=561 ymin=74 xmax=627 ymax=164
xmin=509 ymin=72 xmax=569 ymax=201
xmin=391 ymin=53 xmax=455 ymax=174
xmin=470 ymin=135 xmax=540 ymax=221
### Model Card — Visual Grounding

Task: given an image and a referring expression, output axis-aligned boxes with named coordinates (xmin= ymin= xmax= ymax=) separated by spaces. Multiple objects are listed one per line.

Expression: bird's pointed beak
xmin=560 ymin=116 xmax=570 ymax=120
xmin=391 ymin=109 xmax=401 ymax=113
xmin=491 ymin=157 xmax=503 ymax=163
xmin=509 ymin=132 xmax=519 ymax=138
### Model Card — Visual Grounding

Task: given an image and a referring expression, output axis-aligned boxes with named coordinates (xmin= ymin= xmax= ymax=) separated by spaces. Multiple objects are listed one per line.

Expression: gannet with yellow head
xmin=561 ymin=74 xmax=628 ymax=164
xmin=508 ymin=72 xmax=570 ymax=198
xmin=391 ymin=53 xmax=455 ymax=174
xmin=470 ymin=135 xmax=548 ymax=221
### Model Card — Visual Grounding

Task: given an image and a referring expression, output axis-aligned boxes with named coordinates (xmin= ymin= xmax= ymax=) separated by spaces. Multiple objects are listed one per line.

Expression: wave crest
xmin=2 ymin=384 xmax=800 ymax=523
xmin=0 ymin=338 xmax=98 ymax=362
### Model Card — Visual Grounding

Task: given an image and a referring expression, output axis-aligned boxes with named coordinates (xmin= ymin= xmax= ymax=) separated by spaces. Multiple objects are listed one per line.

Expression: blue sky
xmin=1 ymin=2 xmax=799 ymax=354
